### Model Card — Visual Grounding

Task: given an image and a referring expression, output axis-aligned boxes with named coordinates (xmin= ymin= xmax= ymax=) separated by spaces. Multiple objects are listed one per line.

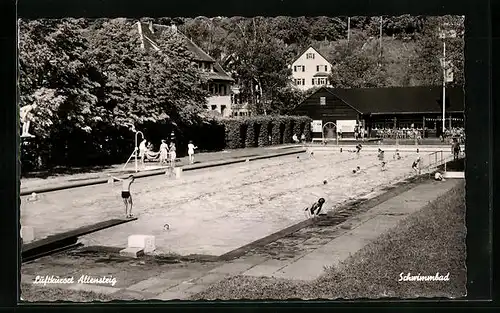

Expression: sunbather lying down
xmin=144 ymin=150 xmax=160 ymax=160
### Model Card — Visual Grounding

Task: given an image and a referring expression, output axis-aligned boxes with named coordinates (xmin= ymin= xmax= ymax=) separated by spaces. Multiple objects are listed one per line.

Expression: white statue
xmin=20 ymin=104 xmax=37 ymax=137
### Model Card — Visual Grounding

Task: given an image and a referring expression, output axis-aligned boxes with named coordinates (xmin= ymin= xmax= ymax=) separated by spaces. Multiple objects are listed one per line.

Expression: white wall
xmin=291 ymin=47 xmax=333 ymax=91
xmin=207 ymin=96 xmax=232 ymax=117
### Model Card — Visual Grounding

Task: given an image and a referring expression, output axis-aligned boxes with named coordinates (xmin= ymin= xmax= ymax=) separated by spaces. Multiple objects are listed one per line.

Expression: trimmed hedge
xmin=220 ymin=115 xmax=311 ymax=149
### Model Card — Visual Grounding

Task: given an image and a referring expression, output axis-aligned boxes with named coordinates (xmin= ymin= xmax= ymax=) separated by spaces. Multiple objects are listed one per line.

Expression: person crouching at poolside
xmin=304 ymin=198 xmax=326 ymax=218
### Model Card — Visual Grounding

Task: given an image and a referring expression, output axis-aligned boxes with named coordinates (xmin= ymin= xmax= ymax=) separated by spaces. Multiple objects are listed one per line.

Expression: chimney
xmin=148 ymin=21 xmax=154 ymax=33
xmin=171 ymin=24 xmax=177 ymax=33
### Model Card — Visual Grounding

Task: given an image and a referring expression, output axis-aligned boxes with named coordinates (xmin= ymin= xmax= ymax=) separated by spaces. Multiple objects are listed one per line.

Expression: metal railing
xmin=421 ymin=150 xmax=455 ymax=177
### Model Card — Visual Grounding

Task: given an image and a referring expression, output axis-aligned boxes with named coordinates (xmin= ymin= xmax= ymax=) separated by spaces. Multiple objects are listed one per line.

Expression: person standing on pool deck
xmin=111 ymin=174 xmax=135 ymax=218
xmin=159 ymin=139 xmax=169 ymax=165
xmin=452 ymin=138 xmax=461 ymax=160
xmin=139 ymin=139 xmax=147 ymax=167
xmin=187 ymin=140 xmax=198 ymax=164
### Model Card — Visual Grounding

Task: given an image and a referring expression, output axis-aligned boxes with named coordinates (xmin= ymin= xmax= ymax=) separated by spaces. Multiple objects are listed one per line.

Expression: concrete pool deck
xmin=20 ymin=146 xmax=306 ymax=195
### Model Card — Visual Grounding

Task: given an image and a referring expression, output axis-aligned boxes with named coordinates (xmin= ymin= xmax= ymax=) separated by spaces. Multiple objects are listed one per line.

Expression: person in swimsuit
xmin=355 ymin=144 xmax=362 ymax=157
xmin=139 ymin=139 xmax=147 ymax=167
xmin=452 ymin=138 xmax=461 ymax=160
xmin=434 ymin=171 xmax=445 ymax=181
xmin=112 ymin=174 xmax=135 ymax=218
xmin=393 ymin=149 xmax=401 ymax=160
xmin=187 ymin=140 xmax=198 ymax=164
xmin=304 ymin=198 xmax=326 ymax=217
xmin=412 ymin=157 xmax=421 ymax=174
xmin=378 ymin=149 xmax=386 ymax=170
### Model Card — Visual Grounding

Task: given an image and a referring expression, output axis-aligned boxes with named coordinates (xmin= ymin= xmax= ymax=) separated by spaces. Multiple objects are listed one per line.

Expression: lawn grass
xmin=192 ymin=181 xmax=466 ymax=300
xmin=20 ymin=283 xmax=115 ymax=302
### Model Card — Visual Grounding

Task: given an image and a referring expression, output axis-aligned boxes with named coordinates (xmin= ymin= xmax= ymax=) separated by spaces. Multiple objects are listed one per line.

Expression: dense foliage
xmin=221 ymin=116 xmax=312 ymax=150
xmin=18 ymin=15 xmax=463 ymax=171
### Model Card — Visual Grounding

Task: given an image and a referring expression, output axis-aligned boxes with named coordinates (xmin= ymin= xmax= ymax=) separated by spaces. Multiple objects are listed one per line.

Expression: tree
xmin=18 ymin=18 xmax=104 ymax=138
xmin=223 ymin=17 xmax=293 ymax=114
xmin=409 ymin=15 xmax=464 ymax=87
xmin=328 ymin=33 xmax=389 ymax=88
xmin=85 ymin=18 xmax=209 ymax=130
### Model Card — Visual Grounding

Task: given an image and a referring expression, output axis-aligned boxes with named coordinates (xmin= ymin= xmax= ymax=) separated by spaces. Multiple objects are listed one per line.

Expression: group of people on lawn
xmin=138 ymin=139 xmax=198 ymax=167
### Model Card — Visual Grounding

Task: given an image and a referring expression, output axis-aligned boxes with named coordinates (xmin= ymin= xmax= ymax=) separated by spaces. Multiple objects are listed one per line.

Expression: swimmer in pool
xmin=305 ymin=198 xmax=326 ymax=217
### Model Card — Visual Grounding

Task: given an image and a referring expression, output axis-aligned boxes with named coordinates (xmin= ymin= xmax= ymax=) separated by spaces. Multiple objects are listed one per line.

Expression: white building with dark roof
xmin=290 ymin=46 xmax=334 ymax=91
xmin=136 ymin=22 xmax=234 ymax=117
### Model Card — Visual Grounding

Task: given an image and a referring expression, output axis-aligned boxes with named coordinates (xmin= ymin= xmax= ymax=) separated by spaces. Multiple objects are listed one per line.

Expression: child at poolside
xmin=434 ymin=171 xmax=445 ymax=181
xmin=159 ymin=139 xmax=169 ymax=165
xmin=169 ymin=141 xmax=177 ymax=164
xmin=187 ymin=140 xmax=198 ymax=164
xmin=111 ymin=174 xmax=136 ymax=218
xmin=304 ymin=198 xmax=326 ymax=217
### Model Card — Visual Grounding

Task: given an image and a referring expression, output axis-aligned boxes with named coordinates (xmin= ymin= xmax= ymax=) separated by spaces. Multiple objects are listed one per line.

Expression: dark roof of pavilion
xmin=316 ymin=86 xmax=464 ymax=115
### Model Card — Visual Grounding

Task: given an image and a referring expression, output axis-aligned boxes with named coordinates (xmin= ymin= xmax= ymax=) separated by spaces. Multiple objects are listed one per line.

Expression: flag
xmin=445 ymin=67 xmax=454 ymax=83
xmin=439 ymin=59 xmax=454 ymax=83
xmin=438 ymin=29 xmax=457 ymax=39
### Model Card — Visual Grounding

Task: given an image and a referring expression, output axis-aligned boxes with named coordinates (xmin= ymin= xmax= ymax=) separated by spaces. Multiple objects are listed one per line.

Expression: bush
xmin=245 ymin=119 xmax=256 ymax=148
xmin=257 ymin=116 xmax=273 ymax=146
xmin=223 ymin=119 xmax=243 ymax=149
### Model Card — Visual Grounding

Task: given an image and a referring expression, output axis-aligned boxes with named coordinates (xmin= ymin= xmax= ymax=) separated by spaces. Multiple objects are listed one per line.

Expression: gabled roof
xmin=295 ymin=86 xmax=464 ymax=115
xmin=210 ymin=63 xmax=234 ymax=82
xmin=290 ymin=46 xmax=333 ymax=67
xmin=148 ymin=23 xmax=215 ymax=62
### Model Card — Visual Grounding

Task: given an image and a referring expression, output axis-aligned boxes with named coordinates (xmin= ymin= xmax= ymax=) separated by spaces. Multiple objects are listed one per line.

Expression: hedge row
xmin=20 ymin=115 xmax=312 ymax=173
xmin=221 ymin=115 xmax=312 ymax=150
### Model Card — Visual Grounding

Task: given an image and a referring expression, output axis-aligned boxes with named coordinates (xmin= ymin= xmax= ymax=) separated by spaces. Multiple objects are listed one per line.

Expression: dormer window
xmin=306 ymin=53 xmax=315 ymax=59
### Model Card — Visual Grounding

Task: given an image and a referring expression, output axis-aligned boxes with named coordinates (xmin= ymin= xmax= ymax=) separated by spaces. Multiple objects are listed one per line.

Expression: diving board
xmin=22 ymin=218 xmax=137 ymax=261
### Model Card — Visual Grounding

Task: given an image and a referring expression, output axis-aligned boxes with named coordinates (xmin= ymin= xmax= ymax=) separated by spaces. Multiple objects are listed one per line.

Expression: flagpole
xmin=347 ymin=17 xmax=351 ymax=43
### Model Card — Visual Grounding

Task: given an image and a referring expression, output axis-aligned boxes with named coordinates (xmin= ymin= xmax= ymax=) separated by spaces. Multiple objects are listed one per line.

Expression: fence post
xmin=444 ymin=153 xmax=447 ymax=173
